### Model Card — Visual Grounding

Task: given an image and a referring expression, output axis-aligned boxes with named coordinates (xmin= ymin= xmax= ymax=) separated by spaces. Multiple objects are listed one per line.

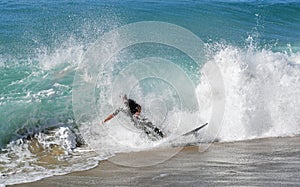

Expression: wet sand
xmin=11 ymin=136 xmax=300 ymax=187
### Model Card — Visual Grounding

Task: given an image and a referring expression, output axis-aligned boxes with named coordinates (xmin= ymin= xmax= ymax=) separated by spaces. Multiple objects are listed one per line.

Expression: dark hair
xmin=128 ymin=99 xmax=140 ymax=115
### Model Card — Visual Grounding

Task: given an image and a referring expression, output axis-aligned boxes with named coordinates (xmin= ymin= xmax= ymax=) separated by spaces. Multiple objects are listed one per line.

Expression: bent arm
xmin=134 ymin=105 xmax=141 ymax=116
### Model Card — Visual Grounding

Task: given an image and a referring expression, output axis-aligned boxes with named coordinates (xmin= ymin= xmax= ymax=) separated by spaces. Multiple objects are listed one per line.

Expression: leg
xmin=134 ymin=116 xmax=165 ymax=140
xmin=144 ymin=122 xmax=164 ymax=138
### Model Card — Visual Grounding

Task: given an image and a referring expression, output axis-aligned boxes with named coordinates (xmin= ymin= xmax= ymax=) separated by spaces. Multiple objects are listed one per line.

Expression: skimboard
xmin=181 ymin=123 xmax=208 ymax=137
xmin=145 ymin=122 xmax=208 ymax=141
xmin=135 ymin=115 xmax=208 ymax=141
xmin=165 ymin=123 xmax=209 ymax=146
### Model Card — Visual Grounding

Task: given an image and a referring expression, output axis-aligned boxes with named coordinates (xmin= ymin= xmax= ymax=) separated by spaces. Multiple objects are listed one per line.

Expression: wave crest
xmin=198 ymin=43 xmax=300 ymax=142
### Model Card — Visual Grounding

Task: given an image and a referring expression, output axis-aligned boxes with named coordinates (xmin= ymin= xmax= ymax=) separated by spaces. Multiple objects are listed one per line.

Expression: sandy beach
xmin=1 ymin=1 xmax=300 ymax=186
xmin=10 ymin=136 xmax=300 ymax=187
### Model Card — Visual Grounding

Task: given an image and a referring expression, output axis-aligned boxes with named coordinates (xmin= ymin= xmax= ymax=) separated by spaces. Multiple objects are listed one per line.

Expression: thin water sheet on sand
xmin=11 ymin=136 xmax=300 ymax=187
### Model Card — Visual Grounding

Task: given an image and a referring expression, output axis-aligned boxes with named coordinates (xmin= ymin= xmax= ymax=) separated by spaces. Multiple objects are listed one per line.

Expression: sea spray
xmin=198 ymin=43 xmax=300 ymax=142
xmin=1 ymin=0 xmax=300 ymax=185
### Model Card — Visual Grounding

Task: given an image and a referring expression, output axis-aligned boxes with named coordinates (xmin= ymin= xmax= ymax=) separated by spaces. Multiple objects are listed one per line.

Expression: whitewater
xmin=1 ymin=0 xmax=300 ymax=186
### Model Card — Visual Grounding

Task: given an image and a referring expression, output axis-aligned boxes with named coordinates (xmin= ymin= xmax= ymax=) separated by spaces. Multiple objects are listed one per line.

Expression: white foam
xmin=197 ymin=44 xmax=300 ymax=142
xmin=55 ymin=127 xmax=77 ymax=153
xmin=0 ymin=127 xmax=100 ymax=186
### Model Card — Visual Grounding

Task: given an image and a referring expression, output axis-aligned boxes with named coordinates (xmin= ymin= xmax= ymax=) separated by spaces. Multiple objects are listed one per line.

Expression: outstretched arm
xmin=101 ymin=108 xmax=122 ymax=125
xmin=103 ymin=114 xmax=114 ymax=123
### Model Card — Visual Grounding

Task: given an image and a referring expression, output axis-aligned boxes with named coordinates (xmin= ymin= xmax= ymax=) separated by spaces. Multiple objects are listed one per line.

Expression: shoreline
xmin=10 ymin=136 xmax=300 ymax=187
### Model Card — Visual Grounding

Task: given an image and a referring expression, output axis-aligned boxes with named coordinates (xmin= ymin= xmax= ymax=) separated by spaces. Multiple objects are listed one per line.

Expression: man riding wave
xmin=102 ymin=94 xmax=165 ymax=140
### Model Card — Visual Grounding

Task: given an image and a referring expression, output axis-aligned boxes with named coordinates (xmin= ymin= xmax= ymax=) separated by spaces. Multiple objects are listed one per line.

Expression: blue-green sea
xmin=1 ymin=0 xmax=300 ymax=186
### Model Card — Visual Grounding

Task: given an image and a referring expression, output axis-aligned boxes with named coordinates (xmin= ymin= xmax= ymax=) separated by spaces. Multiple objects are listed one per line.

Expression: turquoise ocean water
xmin=1 ymin=0 xmax=300 ymax=185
